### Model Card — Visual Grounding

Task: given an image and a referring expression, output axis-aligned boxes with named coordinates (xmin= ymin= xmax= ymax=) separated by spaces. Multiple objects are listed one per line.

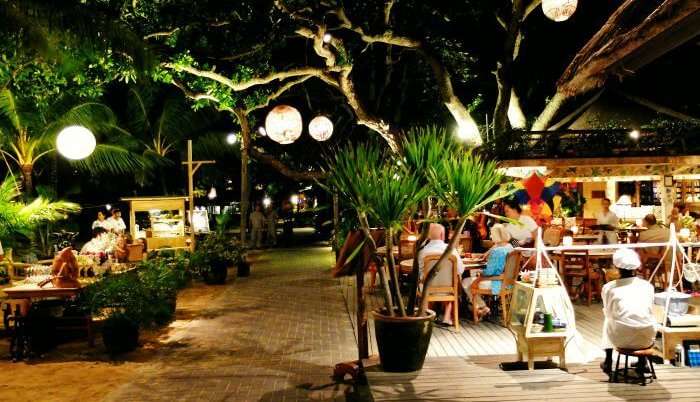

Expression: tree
xmin=0 ymin=88 xmax=145 ymax=195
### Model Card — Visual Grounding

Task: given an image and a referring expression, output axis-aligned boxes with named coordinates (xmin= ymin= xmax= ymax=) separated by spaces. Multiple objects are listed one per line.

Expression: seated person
xmin=600 ymin=248 xmax=657 ymax=376
xmin=637 ymin=214 xmax=669 ymax=263
xmin=113 ymin=234 xmax=130 ymax=262
xmin=80 ymin=227 xmax=117 ymax=256
xmin=418 ymin=223 xmax=464 ymax=327
xmin=462 ymin=225 xmax=513 ymax=318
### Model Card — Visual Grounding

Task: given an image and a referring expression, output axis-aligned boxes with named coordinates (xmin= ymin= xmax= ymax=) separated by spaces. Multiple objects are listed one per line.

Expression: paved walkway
xmin=106 ymin=246 xmax=360 ymax=402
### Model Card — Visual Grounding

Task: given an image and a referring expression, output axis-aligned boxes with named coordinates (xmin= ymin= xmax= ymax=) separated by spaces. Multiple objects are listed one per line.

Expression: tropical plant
xmin=326 ymin=126 xmax=513 ymax=318
xmin=126 ymin=87 xmax=212 ymax=188
xmin=191 ymin=232 xmax=243 ymax=280
xmin=0 ymin=175 xmax=80 ymax=251
xmin=0 ymin=88 xmax=146 ymax=194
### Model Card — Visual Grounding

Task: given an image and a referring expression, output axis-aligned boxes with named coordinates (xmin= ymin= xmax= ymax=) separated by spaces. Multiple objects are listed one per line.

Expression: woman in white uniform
xmin=596 ymin=198 xmax=619 ymax=244
xmin=600 ymin=248 xmax=657 ymax=376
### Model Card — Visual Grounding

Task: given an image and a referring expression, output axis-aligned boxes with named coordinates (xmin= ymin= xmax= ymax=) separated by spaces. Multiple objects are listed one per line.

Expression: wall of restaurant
xmin=582 ymin=182 xmax=609 ymax=218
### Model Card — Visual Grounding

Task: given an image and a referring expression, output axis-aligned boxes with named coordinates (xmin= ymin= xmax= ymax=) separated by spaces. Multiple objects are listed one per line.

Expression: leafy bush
xmin=138 ymin=259 xmax=178 ymax=325
xmin=191 ymin=232 xmax=243 ymax=275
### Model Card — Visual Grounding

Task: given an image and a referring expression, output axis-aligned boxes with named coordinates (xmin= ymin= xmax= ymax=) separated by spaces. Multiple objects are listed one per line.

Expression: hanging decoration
xmin=265 ymin=105 xmax=303 ymax=144
xmin=56 ymin=125 xmax=96 ymax=160
xmin=308 ymin=115 xmax=334 ymax=141
xmin=542 ymin=0 xmax=577 ymax=22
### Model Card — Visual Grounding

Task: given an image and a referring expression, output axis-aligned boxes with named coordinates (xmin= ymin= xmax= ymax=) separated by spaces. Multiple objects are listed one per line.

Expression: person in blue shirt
xmin=462 ymin=224 xmax=513 ymax=318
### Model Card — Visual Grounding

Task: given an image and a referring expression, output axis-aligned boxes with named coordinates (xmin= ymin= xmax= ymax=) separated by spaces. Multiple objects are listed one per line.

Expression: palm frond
xmin=0 ymin=89 xmax=23 ymax=132
xmin=324 ymin=143 xmax=386 ymax=215
xmin=71 ymin=144 xmax=147 ymax=175
xmin=402 ymin=125 xmax=462 ymax=189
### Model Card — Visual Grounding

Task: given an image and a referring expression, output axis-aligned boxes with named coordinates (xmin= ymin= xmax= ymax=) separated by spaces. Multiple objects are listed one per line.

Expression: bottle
xmin=674 ymin=344 xmax=684 ymax=367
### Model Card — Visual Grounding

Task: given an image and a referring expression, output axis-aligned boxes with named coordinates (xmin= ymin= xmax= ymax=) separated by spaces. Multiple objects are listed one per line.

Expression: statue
xmin=39 ymin=247 xmax=81 ymax=288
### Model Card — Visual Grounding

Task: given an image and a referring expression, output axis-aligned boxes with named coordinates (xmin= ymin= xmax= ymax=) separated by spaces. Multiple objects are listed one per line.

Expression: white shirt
xmin=92 ymin=219 xmax=110 ymax=230
xmin=417 ymin=239 xmax=464 ymax=278
xmin=505 ymin=215 xmax=538 ymax=244
xmin=596 ymin=210 xmax=618 ymax=244
xmin=106 ymin=217 xmax=126 ymax=233
xmin=601 ymin=277 xmax=657 ymax=349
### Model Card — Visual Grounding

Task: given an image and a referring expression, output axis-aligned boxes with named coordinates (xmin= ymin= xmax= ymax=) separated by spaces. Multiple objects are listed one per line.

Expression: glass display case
xmin=508 ymin=281 xmax=576 ymax=369
xmin=122 ymin=196 xmax=191 ymax=251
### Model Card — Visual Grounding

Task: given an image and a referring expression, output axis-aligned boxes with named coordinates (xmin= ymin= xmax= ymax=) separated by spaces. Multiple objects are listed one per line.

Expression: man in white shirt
xmin=600 ymin=248 xmax=657 ymax=376
xmin=417 ymin=224 xmax=464 ymax=327
xmin=596 ymin=198 xmax=619 ymax=244
xmin=249 ymin=204 xmax=266 ymax=248
xmin=503 ymin=200 xmax=538 ymax=258
xmin=106 ymin=208 xmax=127 ymax=234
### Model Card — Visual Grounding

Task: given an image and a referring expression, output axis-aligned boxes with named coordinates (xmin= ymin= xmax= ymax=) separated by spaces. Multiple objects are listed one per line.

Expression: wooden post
xmin=239 ymin=114 xmax=251 ymax=246
xmin=356 ymin=262 xmax=369 ymax=360
xmin=333 ymin=191 xmax=340 ymax=257
xmin=187 ymin=140 xmax=195 ymax=250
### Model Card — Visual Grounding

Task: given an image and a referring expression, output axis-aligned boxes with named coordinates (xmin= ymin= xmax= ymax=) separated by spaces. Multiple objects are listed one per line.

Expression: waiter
xmin=600 ymin=248 xmax=657 ymax=376
xmin=596 ymin=198 xmax=619 ymax=244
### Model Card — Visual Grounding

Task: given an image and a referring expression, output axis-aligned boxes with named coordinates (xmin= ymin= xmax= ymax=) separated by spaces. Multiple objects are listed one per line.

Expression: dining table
xmin=572 ymin=234 xmax=600 ymax=244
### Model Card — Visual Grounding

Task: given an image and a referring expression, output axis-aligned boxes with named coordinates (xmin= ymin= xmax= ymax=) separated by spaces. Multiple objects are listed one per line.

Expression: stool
xmin=611 ymin=347 xmax=657 ymax=385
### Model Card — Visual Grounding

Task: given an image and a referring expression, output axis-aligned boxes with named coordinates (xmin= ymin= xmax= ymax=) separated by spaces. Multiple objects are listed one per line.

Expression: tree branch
xmin=246 ymin=76 xmax=312 ymax=114
xmin=249 ymin=147 xmax=326 ymax=181
xmin=333 ymin=7 xmax=420 ymax=47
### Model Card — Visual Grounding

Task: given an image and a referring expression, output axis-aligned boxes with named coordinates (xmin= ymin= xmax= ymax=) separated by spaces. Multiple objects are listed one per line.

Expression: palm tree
xmin=126 ymin=87 xmax=212 ymax=189
xmin=0 ymin=88 xmax=145 ymax=194
xmin=0 ymin=175 xmax=79 ymax=250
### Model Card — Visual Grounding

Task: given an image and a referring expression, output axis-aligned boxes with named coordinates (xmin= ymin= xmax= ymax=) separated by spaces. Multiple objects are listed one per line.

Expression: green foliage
xmin=191 ymin=232 xmax=244 ymax=273
xmin=0 ymin=175 xmax=79 ymax=250
xmin=325 ymin=143 xmax=387 ymax=215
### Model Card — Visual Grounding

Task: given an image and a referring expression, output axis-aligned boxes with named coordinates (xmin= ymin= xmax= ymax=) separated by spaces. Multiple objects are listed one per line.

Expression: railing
xmin=491 ymin=129 xmax=697 ymax=160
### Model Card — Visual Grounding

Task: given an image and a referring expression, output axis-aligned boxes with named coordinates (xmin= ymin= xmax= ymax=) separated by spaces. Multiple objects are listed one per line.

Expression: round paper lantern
xmin=308 ymin=115 xmax=334 ymax=142
xmin=542 ymin=0 xmax=577 ymax=22
xmin=226 ymin=133 xmax=238 ymax=144
xmin=56 ymin=125 xmax=96 ymax=160
xmin=265 ymin=105 xmax=303 ymax=145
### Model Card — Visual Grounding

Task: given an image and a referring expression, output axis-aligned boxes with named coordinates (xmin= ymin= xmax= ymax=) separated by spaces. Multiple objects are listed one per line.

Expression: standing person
xmin=503 ymin=199 xmax=538 ymax=247
xmin=266 ymin=206 xmax=278 ymax=247
xmin=106 ymin=208 xmax=126 ymax=234
xmin=600 ymin=248 xmax=657 ymax=376
xmin=92 ymin=211 xmax=110 ymax=231
xmin=596 ymin=198 xmax=619 ymax=244
xmin=249 ymin=204 xmax=265 ymax=249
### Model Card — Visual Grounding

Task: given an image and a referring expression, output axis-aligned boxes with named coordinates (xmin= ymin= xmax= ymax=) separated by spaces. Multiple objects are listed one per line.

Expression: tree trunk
xmin=358 ymin=212 xmax=395 ymax=316
xmin=532 ymin=91 xmax=567 ymax=131
xmin=20 ymin=164 xmax=33 ymax=196
xmin=493 ymin=0 xmax=525 ymax=138
xmin=238 ymin=111 xmax=251 ymax=245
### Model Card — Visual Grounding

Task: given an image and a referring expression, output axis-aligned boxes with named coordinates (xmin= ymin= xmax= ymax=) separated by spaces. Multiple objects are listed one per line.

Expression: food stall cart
xmin=121 ymin=196 xmax=191 ymax=252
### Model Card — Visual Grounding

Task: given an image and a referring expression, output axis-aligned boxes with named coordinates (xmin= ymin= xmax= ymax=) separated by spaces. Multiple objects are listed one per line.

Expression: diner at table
xmin=595 ymin=198 xmax=619 ymax=245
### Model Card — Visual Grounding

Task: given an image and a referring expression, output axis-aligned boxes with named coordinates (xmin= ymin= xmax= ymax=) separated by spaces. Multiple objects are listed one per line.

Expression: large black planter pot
xmin=237 ymin=260 xmax=250 ymax=277
xmin=372 ymin=309 xmax=435 ymax=372
xmin=204 ymin=260 xmax=228 ymax=284
xmin=102 ymin=315 xmax=140 ymax=355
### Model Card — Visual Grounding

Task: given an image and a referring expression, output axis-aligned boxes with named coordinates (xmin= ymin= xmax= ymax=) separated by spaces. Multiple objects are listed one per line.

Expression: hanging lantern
xmin=265 ymin=105 xmax=303 ymax=144
xmin=208 ymin=186 xmax=217 ymax=200
xmin=308 ymin=115 xmax=334 ymax=142
xmin=542 ymin=0 xmax=577 ymax=22
xmin=56 ymin=125 xmax=96 ymax=160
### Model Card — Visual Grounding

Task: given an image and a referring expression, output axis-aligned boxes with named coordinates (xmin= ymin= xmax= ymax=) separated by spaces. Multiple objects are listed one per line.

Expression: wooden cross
xmin=181 ymin=139 xmax=215 ymax=249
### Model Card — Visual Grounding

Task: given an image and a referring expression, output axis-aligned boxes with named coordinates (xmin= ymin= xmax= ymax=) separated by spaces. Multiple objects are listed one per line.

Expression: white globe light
xmin=308 ymin=115 xmax=334 ymax=142
xmin=208 ymin=187 xmax=217 ymax=200
xmin=56 ymin=125 xmax=96 ymax=160
xmin=542 ymin=0 xmax=577 ymax=22
xmin=262 ymin=196 xmax=272 ymax=208
xmin=226 ymin=133 xmax=238 ymax=144
xmin=265 ymin=105 xmax=303 ymax=145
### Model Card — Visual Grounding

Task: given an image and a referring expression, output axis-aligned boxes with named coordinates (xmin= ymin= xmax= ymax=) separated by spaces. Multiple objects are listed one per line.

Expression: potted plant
xmin=193 ymin=233 xmax=240 ymax=284
xmin=326 ymin=127 xmax=511 ymax=372
xmin=138 ymin=259 xmax=178 ymax=325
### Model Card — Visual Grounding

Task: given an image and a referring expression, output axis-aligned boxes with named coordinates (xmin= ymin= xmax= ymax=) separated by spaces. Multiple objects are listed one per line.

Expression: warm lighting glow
xmin=616 ymin=195 xmax=632 ymax=206
xmin=455 ymin=122 xmax=482 ymax=146
xmin=571 ymin=225 xmax=579 ymax=235
xmin=226 ymin=133 xmax=238 ymax=144
xmin=290 ymin=194 xmax=299 ymax=205
xmin=262 ymin=196 xmax=271 ymax=208
xmin=308 ymin=115 xmax=334 ymax=141
xmin=629 ymin=130 xmax=640 ymax=140
xmin=208 ymin=187 xmax=217 ymax=200
xmin=56 ymin=125 xmax=96 ymax=160
xmin=323 ymin=33 xmax=332 ymax=43
xmin=407 ymin=235 xmax=417 ymax=242
xmin=680 ymin=228 xmax=691 ymax=240
xmin=105 ymin=203 xmax=112 ymax=211
xmin=265 ymin=105 xmax=303 ymax=144
xmin=562 ymin=236 xmax=573 ymax=246
xmin=542 ymin=0 xmax=578 ymax=22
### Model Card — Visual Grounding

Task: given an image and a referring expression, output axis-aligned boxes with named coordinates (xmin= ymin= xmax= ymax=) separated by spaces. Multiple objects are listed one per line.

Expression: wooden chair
xmin=419 ymin=254 xmax=460 ymax=331
xmin=126 ymin=242 xmax=145 ymax=262
xmin=543 ymin=227 xmax=562 ymax=246
xmin=559 ymin=250 xmax=600 ymax=305
xmin=398 ymin=239 xmax=416 ymax=262
xmin=470 ymin=251 xmax=521 ymax=326
xmin=639 ymin=250 xmax=668 ymax=289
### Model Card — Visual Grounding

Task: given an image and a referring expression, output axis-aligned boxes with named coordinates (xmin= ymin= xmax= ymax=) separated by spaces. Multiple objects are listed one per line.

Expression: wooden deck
xmin=339 ymin=275 xmax=700 ymax=401
xmin=366 ymin=356 xmax=700 ymax=401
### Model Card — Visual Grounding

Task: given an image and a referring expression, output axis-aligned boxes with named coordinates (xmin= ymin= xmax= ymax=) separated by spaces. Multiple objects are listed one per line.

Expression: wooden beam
xmin=500 ymin=155 xmax=700 ymax=168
